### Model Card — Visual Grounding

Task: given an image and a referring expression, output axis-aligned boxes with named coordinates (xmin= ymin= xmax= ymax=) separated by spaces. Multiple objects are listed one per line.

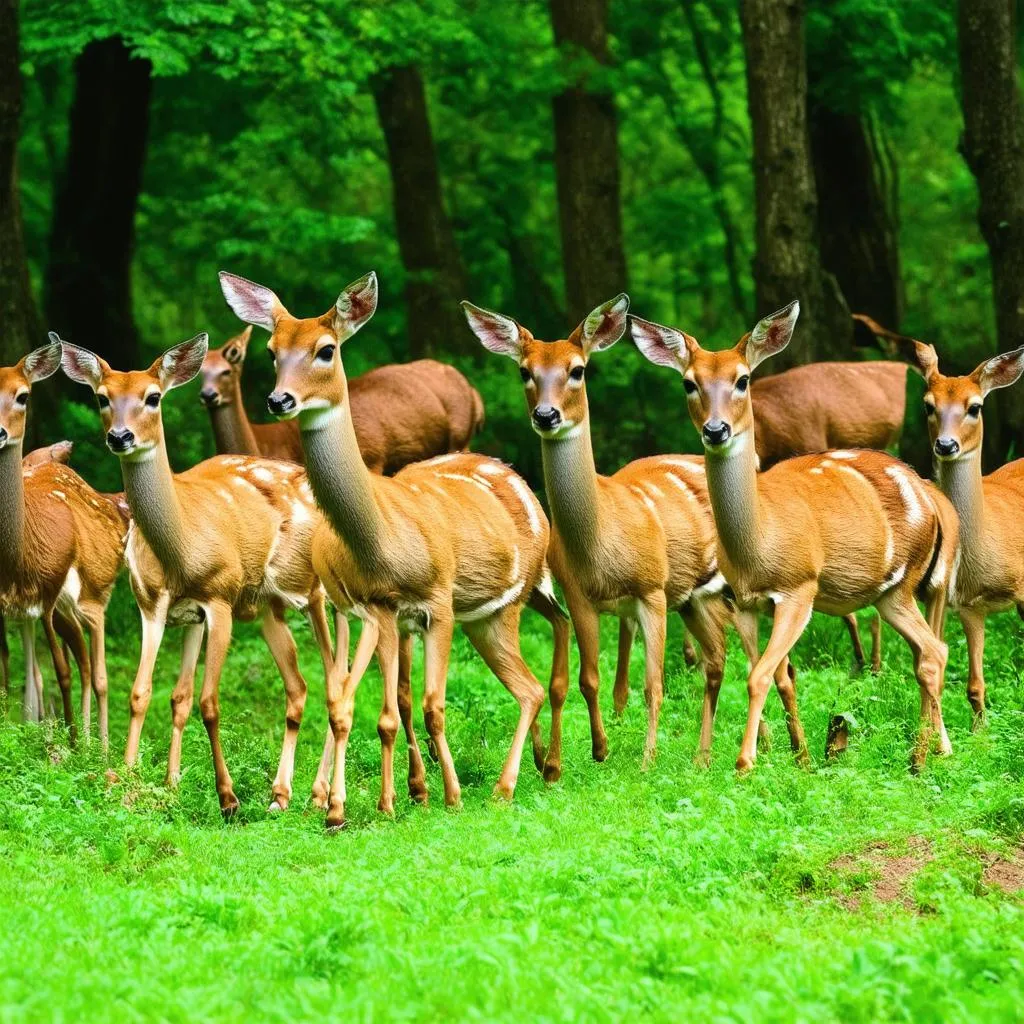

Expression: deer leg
xmin=635 ymin=591 xmax=667 ymax=769
xmin=196 ymin=601 xmax=239 ymax=817
xmin=737 ymin=590 xmax=815 ymax=772
xmin=397 ymin=633 xmax=428 ymax=803
xmin=772 ymin=656 xmax=809 ymax=764
xmin=843 ymin=613 xmax=867 ymax=669
xmin=75 ymin=602 xmax=110 ymax=751
xmin=613 ymin=616 xmax=636 ymax=715
xmin=55 ymin=610 xmax=90 ymax=742
xmin=463 ymin=604 xmax=545 ymax=802
xmin=333 ymin=606 xmax=350 ymax=675
xmin=373 ymin=611 xmax=402 ymax=817
xmin=421 ymin=611 xmax=461 ymax=808
xmin=0 ymin=613 xmax=9 ymax=699
xmin=42 ymin=612 xmax=75 ymax=743
xmin=959 ymin=608 xmax=987 ymax=731
xmin=869 ymin=611 xmax=883 ymax=674
xmin=125 ymin=597 xmax=169 ymax=767
xmin=566 ymin=590 xmax=607 ymax=762
xmin=527 ymin=587 xmax=570 ymax=784
xmin=876 ymin=590 xmax=951 ymax=770
xmin=167 ymin=622 xmax=204 ymax=787
xmin=324 ymin=615 xmax=380 ymax=830
xmin=682 ymin=598 xmax=728 ymax=767
xmin=680 ymin=621 xmax=699 ymax=667
xmin=307 ymin=593 xmax=339 ymax=810
xmin=20 ymin=619 xmax=39 ymax=722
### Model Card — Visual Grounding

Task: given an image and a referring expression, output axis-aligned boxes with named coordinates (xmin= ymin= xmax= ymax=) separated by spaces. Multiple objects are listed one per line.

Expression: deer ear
xmin=334 ymin=272 xmax=378 ymax=341
xmin=219 ymin=272 xmax=284 ymax=332
xmin=152 ymin=334 xmax=209 ymax=391
xmin=972 ymin=346 xmax=1024 ymax=396
xmin=461 ymin=301 xmax=524 ymax=360
xmin=742 ymin=301 xmax=800 ymax=370
xmin=60 ymin=340 xmax=108 ymax=391
xmin=629 ymin=315 xmax=696 ymax=371
xmin=852 ymin=314 xmax=937 ymax=379
xmin=578 ymin=294 xmax=629 ymax=358
xmin=223 ymin=324 xmax=252 ymax=366
xmin=908 ymin=340 xmax=939 ymax=380
xmin=21 ymin=340 xmax=63 ymax=383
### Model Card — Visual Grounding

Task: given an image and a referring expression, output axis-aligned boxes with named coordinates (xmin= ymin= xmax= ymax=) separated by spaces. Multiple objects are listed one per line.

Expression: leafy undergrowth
xmin=1 ymin=599 xmax=1023 ymax=1022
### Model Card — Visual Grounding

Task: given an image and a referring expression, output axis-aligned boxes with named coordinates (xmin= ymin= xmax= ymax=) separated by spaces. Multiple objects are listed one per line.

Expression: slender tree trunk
xmin=739 ymin=0 xmax=850 ymax=367
xmin=958 ymin=0 xmax=1024 ymax=465
xmin=372 ymin=64 xmax=471 ymax=358
xmin=0 ymin=0 xmax=41 ymax=369
xmin=45 ymin=37 xmax=151 ymax=370
xmin=550 ymin=0 xmax=628 ymax=326
xmin=810 ymin=108 xmax=902 ymax=329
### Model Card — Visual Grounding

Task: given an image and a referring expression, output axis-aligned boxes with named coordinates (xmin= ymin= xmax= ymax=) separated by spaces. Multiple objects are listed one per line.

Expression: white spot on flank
xmin=476 ymin=462 xmax=506 ymax=476
xmin=438 ymin=471 xmax=493 ymax=495
xmin=642 ymin=482 xmax=665 ymax=499
xmin=830 ymin=450 xmax=858 ymax=460
xmin=422 ymin=453 xmax=460 ymax=467
xmin=52 ymin=490 xmax=67 ymax=501
xmin=886 ymin=465 xmax=925 ymax=526
xmin=249 ymin=467 xmax=275 ymax=484
xmin=630 ymin=485 xmax=658 ymax=516
xmin=881 ymin=564 xmax=906 ymax=593
xmin=661 ymin=457 xmax=704 ymax=476
xmin=458 ymin=578 xmax=527 ymax=623
xmin=665 ymin=472 xmax=699 ymax=504
xmin=506 ymin=474 xmax=542 ymax=536
xmin=810 ymin=467 xmax=823 ymax=475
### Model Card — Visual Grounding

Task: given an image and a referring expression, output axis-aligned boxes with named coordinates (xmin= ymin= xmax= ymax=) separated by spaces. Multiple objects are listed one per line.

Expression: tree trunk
xmin=372 ymin=65 xmax=471 ymax=359
xmin=810 ymin=108 xmax=902 ymax=329
xmin=740 ymin=0 xmax=851 ymax=368
xmin=45 ymin=37 xmax=152 ymax=370
xmin=550 ymin=0 xmax=628 ymax=326
xmin=958 ymin=0 xmax=1024 ymax=465
xmin=0 ymin=0 xmax=42 ymax=369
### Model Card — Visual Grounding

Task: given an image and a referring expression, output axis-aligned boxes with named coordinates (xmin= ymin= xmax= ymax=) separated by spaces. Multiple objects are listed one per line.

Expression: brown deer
xmin=879 ymin=326 xmax=1024 ymax=728
xmin=199 ymin=325 xmax=486 ymax=472
xmin=631 ymin=301 xmax=960 ymax=771
xmin=219 ymin=269 xmax=569 ymax=830
xmin=60 ymin=333 xmax=335 ymax=816
xmin=0 ymin=344 xmax=126 ymax=748
xmin=464 ymin=296 xmax=766 ymax=768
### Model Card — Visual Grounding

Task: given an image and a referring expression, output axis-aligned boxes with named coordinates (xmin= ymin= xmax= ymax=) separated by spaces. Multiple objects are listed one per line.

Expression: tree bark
xmin=810 ymin=108 xmax=902 ymax=329
xmin=0 ymin=0 xmax=42 ymax=369
xmin=45 ymin=37 xmax=152 ymax=370
xmin=550 ymin=0 xmax=628 ymax=326
xmin=740 ymin=0 xmax=850 ymax=368
xmin=958 ymin=0 xmax=1024 ymax=465
xmin=372 ymin=64 xmax=471 ymax=358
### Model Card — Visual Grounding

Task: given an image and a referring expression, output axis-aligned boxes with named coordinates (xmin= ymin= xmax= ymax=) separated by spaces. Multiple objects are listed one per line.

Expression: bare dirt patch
xmin=982 ymin=848 xmax=1024 ymax=894
xmin=830 ymin=836 xmax=932 ymax=911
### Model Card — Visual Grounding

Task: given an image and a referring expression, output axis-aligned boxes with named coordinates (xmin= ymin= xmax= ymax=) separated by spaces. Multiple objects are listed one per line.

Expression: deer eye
xmin=519 ymin=367 xmax=532 ymax=384
xmin=315 ymin=345 xmax=336 ymax=364
xmin=923 ymin=400 xmax=936 ymax=416
xmin=220 ymin=369 xmax=232 ymax=379
xmin=15 ymin=392 xmax=29 ymax=406
xmin=735 ymin=375 xmax=750 ymax=393
xmin=97 ymin=394 xmax=110 ymax=410
xmin=268 ymin=349 xmax=277 ymax=363
xmin=683 ymin=378 xmax=698 ymax=396
xmin=966 ymin=403 xmax=982 ymax=418
xmin=145 ymin=392 xmax=161 ymax=409
xmin=568 ymin=365 xmax=585 ymax=382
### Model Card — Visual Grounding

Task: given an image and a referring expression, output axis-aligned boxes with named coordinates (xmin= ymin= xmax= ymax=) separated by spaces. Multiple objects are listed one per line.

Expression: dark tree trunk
xmin=740 ymin=0 xmax=851 ymax=368
xmin=958 ymin=0 xmax=1024 ymax=465
xmin=0 ymin=0 xmax=42 ymax=369
xmin=810 ymin=108 xmax=902 ymax=329
xmin=372 ymin=65 xmax=471 ymax=359
xmin=45 ymin=37 xmax=151 ymax=370
xmin=550 ymin=0 xmax=628 ymax=326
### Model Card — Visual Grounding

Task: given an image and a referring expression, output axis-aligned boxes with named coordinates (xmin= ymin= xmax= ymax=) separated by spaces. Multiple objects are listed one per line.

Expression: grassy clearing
xmin=1 ymin=589 xmax=1023 ymax=1022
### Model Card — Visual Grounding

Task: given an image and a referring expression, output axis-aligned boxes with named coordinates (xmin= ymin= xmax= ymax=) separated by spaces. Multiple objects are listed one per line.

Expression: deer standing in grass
xmin=631 ymin=302 xmax=960 ymax=771
xmin=219 ymin=269 xmax=569 ymax=830
xmin=199 ymin=325 xmax=486 ymax=471
xmin=464 ymin=296 xmax=764 ymax=767
xmin=863 ymin=322 xmax=1024 ymax=727
xmin=60 ymin=333 xmax=335 ymax=816
xmin=0 ymin=344 xmax=125 ymax=747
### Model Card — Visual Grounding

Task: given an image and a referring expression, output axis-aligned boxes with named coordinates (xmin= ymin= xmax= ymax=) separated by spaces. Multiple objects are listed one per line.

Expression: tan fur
xmin=631 ymin=304 xmax=959 ymax=771
xmin=0 ymin=352 xmax=125 ymax=747
xmin=60 ymin=337 xmax=335 ymax=816
xmin=219 ymin=269 xmax=566 ymax=829
xmin=200 ymin=326 xmax=485 ymax=472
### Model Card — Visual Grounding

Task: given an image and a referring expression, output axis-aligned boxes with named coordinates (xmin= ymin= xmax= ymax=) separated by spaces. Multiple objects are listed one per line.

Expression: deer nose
xmin=268 ymin=391 xmax=297 ymax=416
xmin=199 ymin=388 xmax=219 ymax=407
xmin=0 ymin=427 xmax=8 ymax=448
xmin=106 ymin=428 xmax=135 ymax=453
xmin=934 ymin=436 xmax=960 ymax=458
xmin=531 ymin=405 xmax=562 ymax=431
xmin=702 ymin=419 xmax=732 ymax=447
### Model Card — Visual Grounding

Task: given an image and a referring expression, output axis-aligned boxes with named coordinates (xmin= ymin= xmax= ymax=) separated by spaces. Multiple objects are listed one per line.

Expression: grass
xmin=1 ymin=588 xmax=1023 ymax=1023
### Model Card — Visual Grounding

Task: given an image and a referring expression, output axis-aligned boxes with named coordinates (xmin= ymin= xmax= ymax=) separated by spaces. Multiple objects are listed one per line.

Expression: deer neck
xmin=936 ymin=448 xmax=986 ymax=565
xmin=0 ymin=442 xmax=26 ymax=577
xmin=119 ymin=443 xmax=191 ymax=574
xmin=702 ymin=430 xmax=763 ymax=569
xmin=540 ymin=414 xmax=602 ymax=561
xmin=298 ymin=396 xmax=384 ymax=570
xmin=208 ymin=380 xmax=260 ymax=456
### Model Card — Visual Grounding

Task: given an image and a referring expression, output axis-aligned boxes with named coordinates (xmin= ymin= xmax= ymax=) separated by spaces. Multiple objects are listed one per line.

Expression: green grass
xmin=1 ymin=591 xmax=1023 ymax=1023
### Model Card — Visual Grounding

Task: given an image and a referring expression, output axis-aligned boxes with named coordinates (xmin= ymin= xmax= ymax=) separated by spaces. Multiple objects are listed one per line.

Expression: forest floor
xmin=1 ymin=591 xmax=1023 ymax=1022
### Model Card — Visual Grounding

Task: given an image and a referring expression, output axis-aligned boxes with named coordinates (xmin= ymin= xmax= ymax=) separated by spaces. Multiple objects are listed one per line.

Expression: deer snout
xmin=934 ymin=436 xmax=961 ymax=459
xmin=106 ymin=427 xmax=136 ymax=454
xmin=268 ymin=391 xmax=297 ymax=417
xmin=199 ymin=387 xmax=220 ymax=408
xmin=702 ymin=419 xmax=732 ymax=447
xmin=531 ymin=405 xmax=562 ymax=432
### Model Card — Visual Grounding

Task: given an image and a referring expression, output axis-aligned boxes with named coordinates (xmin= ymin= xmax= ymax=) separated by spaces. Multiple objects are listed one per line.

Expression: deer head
xmin=198 ymin=326 xmax=253 ymax=408
xmin=0 ymin=342 xmax=62 ymax=451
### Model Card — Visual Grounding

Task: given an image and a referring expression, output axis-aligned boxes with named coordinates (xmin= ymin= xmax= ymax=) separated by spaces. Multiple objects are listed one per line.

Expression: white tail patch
xmin=880 ymin=563 xmax=907 ymax=594
xmin=885 ymin=465 xmax=925 ymax=526
xmin=691 ymin=571 xmax=727 ymax=599
xmin=506 ymin=474 xmax=542 ymax=536
xmin=536 ymin=569 xmax=557 ymax=602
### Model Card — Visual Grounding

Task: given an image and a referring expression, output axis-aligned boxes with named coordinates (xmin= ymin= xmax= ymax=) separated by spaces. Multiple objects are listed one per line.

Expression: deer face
xmin=198 ymin=326 xmax=253 ymax=408
xmin=909 ymin=340 xmax=1024 ymax=462
xmin=0 ymin=343 xmax=62 ymax=451
xmin=463 ymin=294 xmax=629 ymax=440
xmin=631 ymin=302 xmax=799 ymax=455
xmin=218 ymin=271 xmax=377 ymax=425
xmin=61 ymin=334 xmax=208 ymax=460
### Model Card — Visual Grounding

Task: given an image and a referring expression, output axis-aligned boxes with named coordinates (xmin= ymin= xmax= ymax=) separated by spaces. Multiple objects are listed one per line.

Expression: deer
xmin=199 ymin=325 xmax=486 ymax=472
xmin=60 ymin=332 xmax=336 ymax=816
xmin=0 ymin=344 xmax=126 ymax=749
xmin=463 ymin=295 xmax=772 ymax=768
xmin=219 ymin=269 xmax=569 ymax=830
xmin=630 ymin=301 xmax=961 ymax=771
xmin=858 ymin=319 xmax=1024 ymax=729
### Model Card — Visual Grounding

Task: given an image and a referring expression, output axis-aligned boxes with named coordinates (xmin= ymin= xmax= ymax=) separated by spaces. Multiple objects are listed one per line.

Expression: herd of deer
xmin=1 ymin=271 xmax=1021 ymax=829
